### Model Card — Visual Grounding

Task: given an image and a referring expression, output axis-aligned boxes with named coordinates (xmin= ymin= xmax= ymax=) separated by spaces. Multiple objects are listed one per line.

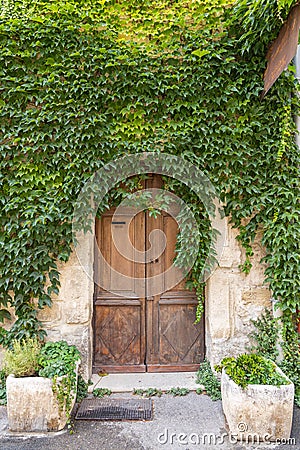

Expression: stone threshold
xmin=89 ymin=371 xmax=201 ymax=393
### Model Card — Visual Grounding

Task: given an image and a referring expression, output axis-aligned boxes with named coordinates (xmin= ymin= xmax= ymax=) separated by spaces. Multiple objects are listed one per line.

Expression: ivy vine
xmin=0 ymin=0 xmax=299 ymax=370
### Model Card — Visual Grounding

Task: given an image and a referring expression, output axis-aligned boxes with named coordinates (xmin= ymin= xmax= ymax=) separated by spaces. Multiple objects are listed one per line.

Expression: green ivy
xmin=133 ymin=387 xmax=163 ymax=397
xmin=38 ymin=340 xmax=81 ymax=417
xmin=196 ymin=359 xmax=221 ymax=401
xmin=0 ymin=369 xmax=6 ymax=405
xmin=279 ymin=316 xmax=300 ymax=406
xmin=76 ymin=375 xmax=90 ymax=403
xmin=249 ymin=307 xmax=300 ymax=406
xmin=0 ymin=0 xmax=299 ymax=363
xmin=166 ymin=387 xmax=190 ymax=396
xmin=93 ymin=387 xmax=112 ymax=398
xmin=248 ymin=308 xmax=280 ymax=361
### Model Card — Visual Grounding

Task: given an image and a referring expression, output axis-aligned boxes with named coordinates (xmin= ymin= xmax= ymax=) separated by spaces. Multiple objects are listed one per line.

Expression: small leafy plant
xmin=0 ymin=369 xmax=7 ymax=405
xmin=76 ymin=375 xmax=93 ymax=403
xmin=38 ymin=341 xmax=81 ymax=416
xmin=249 ymin=308 xmax=300 ymax=407
xmin=166 ymin=387 xmax=190 ymax=396
xmin=3 ymin=338 xmax=41 ymax=377
xmin=196 ymin=359 xmax=221 ymax=400
xmin=132 ymin=388 xmax=145 ymax=396
xmin=248 ymin=308 xmax=279 ymax=361
xmin=215 ymin=353 xmax=290 ymax=389
xmin=279 ymin=320 xmax=300 ymax=407
xmin=38 ymin=340 xmax=80 ymax=378
xmin=133 ymin=387 xmax=163 ymax=397
xmin=93 ymin=388 xmax=112 ymax=398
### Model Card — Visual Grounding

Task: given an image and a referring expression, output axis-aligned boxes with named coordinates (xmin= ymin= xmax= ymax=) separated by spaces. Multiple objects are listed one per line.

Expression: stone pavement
xmin=0 ymin=392 xmax=299 ymax=450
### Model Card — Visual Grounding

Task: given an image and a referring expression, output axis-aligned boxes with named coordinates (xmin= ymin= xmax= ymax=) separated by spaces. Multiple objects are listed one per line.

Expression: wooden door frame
xmin=92 ymin=175 xmax=206 ymax=373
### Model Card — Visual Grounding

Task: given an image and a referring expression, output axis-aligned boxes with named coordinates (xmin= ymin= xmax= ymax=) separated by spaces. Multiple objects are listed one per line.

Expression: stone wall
xmin=37 ymin=230 xmax=94 ymax=381
xmin=205 ymin=219 xmax=271 ymax=367
xmin=0 ymin=220 xmax=271 ymax=379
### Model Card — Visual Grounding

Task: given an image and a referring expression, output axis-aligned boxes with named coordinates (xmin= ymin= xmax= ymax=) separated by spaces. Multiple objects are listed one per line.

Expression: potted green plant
xmin=4 ymin=338 xmax=81 ymax=432
xmin=215 ymin=353 xmax=294 ymax=443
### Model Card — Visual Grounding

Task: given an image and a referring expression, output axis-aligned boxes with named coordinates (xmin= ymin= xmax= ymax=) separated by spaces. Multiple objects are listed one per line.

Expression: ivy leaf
xmin=30 ymin=17 xmax=45 ymax=24
xmin=0 ymin=309 xmax=11 ymax=323
xmin=192 ymin=49 xmax=210 ymax=58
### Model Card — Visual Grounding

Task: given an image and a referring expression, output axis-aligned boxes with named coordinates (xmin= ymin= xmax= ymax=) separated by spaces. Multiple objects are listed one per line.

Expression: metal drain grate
xmin=75 ymin=398 xmax=153 ymax=421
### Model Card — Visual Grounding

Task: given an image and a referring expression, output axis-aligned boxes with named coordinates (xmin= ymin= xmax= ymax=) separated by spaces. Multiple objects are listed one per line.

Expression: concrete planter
xmin=6 ymin=361 xmax=80 ymax=432
xmin=221 ymin=367 xmax=294 ymax=442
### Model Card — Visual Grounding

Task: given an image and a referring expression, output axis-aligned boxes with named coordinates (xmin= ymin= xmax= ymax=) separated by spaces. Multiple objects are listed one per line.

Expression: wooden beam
xmin=263 ymin=4 xmax=300 ymax=97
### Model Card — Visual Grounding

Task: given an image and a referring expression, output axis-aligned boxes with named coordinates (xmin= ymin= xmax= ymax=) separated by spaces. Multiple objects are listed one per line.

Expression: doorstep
xmin=88 ymin=371 xmax=201 ymax=393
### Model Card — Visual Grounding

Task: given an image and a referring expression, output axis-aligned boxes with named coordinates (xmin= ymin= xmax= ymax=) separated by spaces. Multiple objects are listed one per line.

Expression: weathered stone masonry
xmin=41 ymin=218 xmax=270 ymax=379
xmin=1 ymin=220 xmax=271 ymax=379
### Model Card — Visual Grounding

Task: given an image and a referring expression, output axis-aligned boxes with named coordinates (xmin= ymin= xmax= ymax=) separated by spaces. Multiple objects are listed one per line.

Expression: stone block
xmin=218 ymin=223 xmax=242 ymax=269
xmin=6 ymin=366 xmax=79 ymax=432
xmin=206 ymin=270 xmax=232 ymax=340
xmin=64 ymin=299 xmax=90 ymax=324
xmin=70 ymin=230 xmax=94 ymax=276
xmin=221 ymin=368 xmax=294 ymax=442
xmin=61 ymin=325 xmax=92 ymax=381
xmin=56 ymin=264 xmax=93 ymax=325
xmin=38 ymin=302 xmax=61 ymax=323
xmin=242 ymin=288 xmax=271 ymax=307
xmin=43 ymin=330 xmax=63 ymax=341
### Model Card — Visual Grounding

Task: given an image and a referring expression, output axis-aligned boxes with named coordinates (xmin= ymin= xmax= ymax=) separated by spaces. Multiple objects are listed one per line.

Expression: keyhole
xmin=150 ymin=258 xmax=159 ymax=264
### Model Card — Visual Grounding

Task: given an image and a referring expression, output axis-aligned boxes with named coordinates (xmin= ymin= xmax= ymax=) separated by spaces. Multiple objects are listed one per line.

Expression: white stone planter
xmin=6 ymin=361 xmax=80 ymax=432
xmin=221 ymin=367 xmax=294 ymax=442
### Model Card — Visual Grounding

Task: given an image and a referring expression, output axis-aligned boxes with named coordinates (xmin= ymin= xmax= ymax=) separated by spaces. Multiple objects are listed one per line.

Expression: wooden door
xmin=93 ymin=176 xmax=204 ymax=373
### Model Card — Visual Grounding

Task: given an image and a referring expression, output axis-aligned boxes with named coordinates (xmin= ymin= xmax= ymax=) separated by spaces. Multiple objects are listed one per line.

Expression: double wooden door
xmin=93 ymin=176 xmax=204 ymax=373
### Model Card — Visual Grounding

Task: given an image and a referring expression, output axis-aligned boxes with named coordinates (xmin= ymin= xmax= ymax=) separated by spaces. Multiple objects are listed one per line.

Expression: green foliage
xmin=0 ymin=369 xmax=7 ymax=405
xmin=3 ymin=337 xmax=41 ymax=377
xmin=133 ymin=386 xmax=189 ymax=397
xmin=196 ymin=359 xmax=221 ymax=400
xmin=1 ymin=338 xmax=81 ymax=418
xmin=215 ymin=353 xmax=290 ymax=389
xmin=132 ymin=388 xmax=145 ymax=396
xmin=38 ymin=340 xmax=81 ymax=417
xmin=38 ymin=340 xmax=80 ymax=378
xmin=229 ymin=0 xmax=298 ymax=55
xmin=279 ymin=316 xmax=300 ymax=407
xmin=76 ymin=375 xmax=92 ymax=403
xmin=166 ymin=387 xmax=190 ymax=396
xmin=0 ymin=0 xmax=299 ymax=362
xmin=133 ymin=387 xmax=163 ymax=397
xmin=248 ymin=307 xmax=280 ymax=360
xmin=248 ymin=307 xmax=300 ymax=405
xmin=93 ymin=387 xmax=112 ymax=398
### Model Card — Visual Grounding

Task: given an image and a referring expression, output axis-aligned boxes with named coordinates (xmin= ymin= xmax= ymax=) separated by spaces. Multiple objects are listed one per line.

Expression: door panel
xmin=96 ymin=212 xmax=145 ymax=297
xmin=147 ymin=294 xmax=204 ymax=372
xmin=93 ymin=175 xmax=204 ymax=373
xmin=94 ymin=297 xmax=146 ymax=372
